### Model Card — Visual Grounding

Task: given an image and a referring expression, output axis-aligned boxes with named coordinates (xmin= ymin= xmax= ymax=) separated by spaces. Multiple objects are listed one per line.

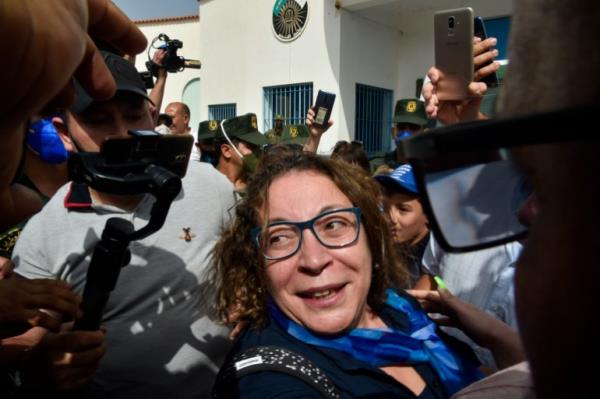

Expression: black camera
xmin=448 ymin=16 xmax=455 ymax=29
xmin=145 ymin=33 xmax=201 ymax=76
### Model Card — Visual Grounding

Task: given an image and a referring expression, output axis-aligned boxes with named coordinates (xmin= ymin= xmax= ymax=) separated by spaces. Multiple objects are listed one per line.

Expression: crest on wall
xmin=272 ymin=0 xmax=309 ymax=42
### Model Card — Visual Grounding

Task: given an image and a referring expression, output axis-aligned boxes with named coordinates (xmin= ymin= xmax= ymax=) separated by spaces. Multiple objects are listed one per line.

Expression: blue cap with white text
xmin=375 ymin=164 xmax=418 ymax=194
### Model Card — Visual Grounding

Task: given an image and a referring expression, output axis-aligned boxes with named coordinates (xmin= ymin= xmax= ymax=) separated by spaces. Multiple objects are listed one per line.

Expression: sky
xmin=113 ymin=0 xmax=199 ymax=20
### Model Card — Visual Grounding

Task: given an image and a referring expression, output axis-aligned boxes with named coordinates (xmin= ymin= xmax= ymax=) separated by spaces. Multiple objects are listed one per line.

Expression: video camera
xmin=145 ymin=33 xmax=201 ymax=76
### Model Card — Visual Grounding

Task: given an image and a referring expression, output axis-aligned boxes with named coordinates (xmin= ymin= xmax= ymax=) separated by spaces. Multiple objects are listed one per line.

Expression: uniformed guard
xmin=265 ymin=114 xmax=285 ymax=145
xmin=370 ymin=98 xmax=428 ymax=170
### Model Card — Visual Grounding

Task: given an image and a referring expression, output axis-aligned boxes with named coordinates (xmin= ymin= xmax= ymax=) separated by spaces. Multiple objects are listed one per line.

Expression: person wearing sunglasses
xmin=211 ymin=150 xmax=497 ymax=398
xmin=412 ymin=3 xmax=599 ymax=396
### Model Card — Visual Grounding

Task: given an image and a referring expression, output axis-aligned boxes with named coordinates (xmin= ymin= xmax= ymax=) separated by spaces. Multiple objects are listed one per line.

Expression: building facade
xmin=136 ymin=0 xmax=512 ymax=154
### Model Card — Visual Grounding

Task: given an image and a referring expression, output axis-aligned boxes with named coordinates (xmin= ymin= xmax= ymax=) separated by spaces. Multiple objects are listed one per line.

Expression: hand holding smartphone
xmin=474 ymin=16 xmax=499 ymax=87
xmin=434 ymin=7 xmax=474 ymax=101
xmin=313 ymin=90 xmax=336 ymax=128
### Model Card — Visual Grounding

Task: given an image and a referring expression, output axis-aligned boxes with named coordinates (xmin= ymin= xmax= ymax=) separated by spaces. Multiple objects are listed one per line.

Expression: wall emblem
xmin=272 ymin=0 xmax=309 ymax=42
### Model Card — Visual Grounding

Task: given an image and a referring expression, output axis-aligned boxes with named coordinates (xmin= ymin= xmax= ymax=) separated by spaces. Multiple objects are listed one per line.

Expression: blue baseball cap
xmin=375 ymin=164 xmax=418 ymax=194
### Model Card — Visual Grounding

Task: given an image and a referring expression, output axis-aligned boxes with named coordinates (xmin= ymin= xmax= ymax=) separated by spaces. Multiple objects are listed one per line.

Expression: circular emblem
xmin=251 ymin=115 xmax=258 ymax=129
xmin=406 ymin=101 xmax=417 ymax=113
xmin=209 ymin=120 xmax=218 ymax=131
xmin=272 ymin=0 xmax=309 ymax=42
xmin=290 ymin=126 xmax=298 ymax=138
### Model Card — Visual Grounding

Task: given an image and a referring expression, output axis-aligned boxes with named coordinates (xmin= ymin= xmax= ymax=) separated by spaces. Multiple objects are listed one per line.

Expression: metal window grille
xmin=355 ymin=84 xmax=393 ymax=153
xmin=208 ymin=103 xmax=237 ymax=120
xmin=263 ymin=83 xmax=313 ymax=130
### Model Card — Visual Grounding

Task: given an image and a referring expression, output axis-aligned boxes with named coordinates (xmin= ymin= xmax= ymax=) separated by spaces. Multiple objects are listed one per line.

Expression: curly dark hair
xmin=212 ymin=146 xmax=409 ymax=328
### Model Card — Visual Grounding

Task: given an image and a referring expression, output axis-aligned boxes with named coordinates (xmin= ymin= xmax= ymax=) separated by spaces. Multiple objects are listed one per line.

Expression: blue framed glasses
xmin=251 ymin=207 xmax=362 ymax=260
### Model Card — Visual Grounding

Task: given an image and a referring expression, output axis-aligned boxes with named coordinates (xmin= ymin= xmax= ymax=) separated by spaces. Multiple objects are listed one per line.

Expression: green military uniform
xmin=370 ymin=98 xmax=428 ymax=171
xmin=280 ymin=124 xmax=309 ymax=146
xmin=265 ymin=114 xmax=285 ymax=145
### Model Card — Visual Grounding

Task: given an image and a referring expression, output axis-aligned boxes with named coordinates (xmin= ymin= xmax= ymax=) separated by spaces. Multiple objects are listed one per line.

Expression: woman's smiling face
xmin=261 ymin=170 xmax=373 ymax=335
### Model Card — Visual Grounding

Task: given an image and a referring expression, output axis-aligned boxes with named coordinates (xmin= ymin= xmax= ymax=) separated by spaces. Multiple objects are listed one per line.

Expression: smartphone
xmin=474 ymin=16 xmax=499 ymax=88
xmin=313 ymin=90 xmax=336 ymax=127
xmin=434 ymin=7 xmax=474 ymax=101
xmin=100 ymin=130 xmax=194 ymax=178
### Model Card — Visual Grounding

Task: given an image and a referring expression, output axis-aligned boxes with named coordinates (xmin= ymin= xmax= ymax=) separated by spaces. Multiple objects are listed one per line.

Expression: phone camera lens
xmin=448 ymin=16 xmax=455 ymax=29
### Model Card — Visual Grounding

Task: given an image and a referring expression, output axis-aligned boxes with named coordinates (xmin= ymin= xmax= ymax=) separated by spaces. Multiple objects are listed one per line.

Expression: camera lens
xmin=448 ymin=17 xmax=455 ymax=29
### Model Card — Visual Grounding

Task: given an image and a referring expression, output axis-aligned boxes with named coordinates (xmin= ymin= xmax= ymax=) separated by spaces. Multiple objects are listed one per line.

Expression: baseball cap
xmin=375 ymin=164 xmax=418 ymax=195
xmin=197 ymin=119 xmax=223 ymax=141
xmin=221 ymin=113 xmax=269 ymax=147
xmin=281 ymin=124 xmax=309 ymax=145
xmin=71 ymin=51 xmax=153 ymax=113
xmin=393 ymin=99 xmax=427 ymax=126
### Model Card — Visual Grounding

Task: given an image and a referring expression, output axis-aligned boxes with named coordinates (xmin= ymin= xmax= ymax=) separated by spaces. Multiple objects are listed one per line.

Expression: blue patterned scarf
xmin=269 ymin=289 xmax=483 ymax=396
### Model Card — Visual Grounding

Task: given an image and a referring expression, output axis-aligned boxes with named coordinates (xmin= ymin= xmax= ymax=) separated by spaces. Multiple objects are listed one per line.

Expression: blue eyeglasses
xmin=251 ymin=207 xmax=362 ymax=260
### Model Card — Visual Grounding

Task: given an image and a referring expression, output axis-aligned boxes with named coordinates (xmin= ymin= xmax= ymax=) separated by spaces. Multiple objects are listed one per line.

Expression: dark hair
xmin=331 ymin=140 xmax=371 ymax=174
xmin=212 ymin=150 xmax=408 ymax=328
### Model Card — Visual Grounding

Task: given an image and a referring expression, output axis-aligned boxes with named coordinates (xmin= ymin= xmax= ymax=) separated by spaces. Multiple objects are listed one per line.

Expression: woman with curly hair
xmin=211 ymin=149 xmax=483 ymax=398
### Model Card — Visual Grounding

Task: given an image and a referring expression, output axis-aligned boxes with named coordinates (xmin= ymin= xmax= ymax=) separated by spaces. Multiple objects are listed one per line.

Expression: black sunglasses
xmin=401 ymin=106 xmax=599 ymax=252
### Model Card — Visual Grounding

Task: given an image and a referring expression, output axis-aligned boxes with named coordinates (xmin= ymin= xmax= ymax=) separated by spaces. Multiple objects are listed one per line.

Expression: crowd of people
xmin=0 ymin=0 xmax=598 ymax=398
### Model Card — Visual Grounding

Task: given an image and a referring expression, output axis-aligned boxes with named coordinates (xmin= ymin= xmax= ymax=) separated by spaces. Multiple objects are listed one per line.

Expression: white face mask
xmin=220 ymin=119 xmax=244 ymax=159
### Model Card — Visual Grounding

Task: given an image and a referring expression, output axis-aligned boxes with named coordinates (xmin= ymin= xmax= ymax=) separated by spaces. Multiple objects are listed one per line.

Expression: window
xmin=263 ymin=83 xmax=313 ymax=131
xmin=355 ymin=84 xmax=393 ymax=153
xmin=208 ymin=103 xmax=237 ymax=120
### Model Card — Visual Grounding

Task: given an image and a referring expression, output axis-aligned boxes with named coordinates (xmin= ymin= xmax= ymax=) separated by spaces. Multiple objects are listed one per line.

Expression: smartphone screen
xmin=434 ymin=7 xmax=474 ymax=101
xmin=474 ymin=16 xmax=499 ymax=87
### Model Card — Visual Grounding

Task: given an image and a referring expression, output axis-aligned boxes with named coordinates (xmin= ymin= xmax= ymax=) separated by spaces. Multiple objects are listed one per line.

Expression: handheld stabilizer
xmin=69 ymin=130 xmax=191 ymax=331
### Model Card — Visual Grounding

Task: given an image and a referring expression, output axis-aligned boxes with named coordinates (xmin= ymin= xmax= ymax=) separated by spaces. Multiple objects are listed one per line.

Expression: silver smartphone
xmin=434 ymin=7 xmax=474 ymax=101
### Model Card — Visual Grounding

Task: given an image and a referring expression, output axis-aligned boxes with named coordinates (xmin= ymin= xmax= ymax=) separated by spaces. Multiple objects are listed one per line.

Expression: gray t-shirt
xmin=13 ymin=162 xmax=235 ymax=398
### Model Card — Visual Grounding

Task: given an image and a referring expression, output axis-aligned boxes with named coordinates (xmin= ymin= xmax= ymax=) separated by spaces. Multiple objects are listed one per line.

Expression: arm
xmin=408 ymin=288 xmax=526 ymax=370
xmin=422 ymin=37 xmax=499 ymax=125
xmin=303 ymin=107 xmax=333 ymax=153
xmin=148 ymin=49 xmax=169 ymax=124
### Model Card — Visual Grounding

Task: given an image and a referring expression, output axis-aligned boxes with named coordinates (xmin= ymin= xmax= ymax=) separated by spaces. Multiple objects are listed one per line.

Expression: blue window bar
xmin=208 ymin=103 xmax=237 ymax=120
xmin=263 ymin=83 xmax=313 ymax=131
xmin=355 ymin=83 xmax=393 ymax=153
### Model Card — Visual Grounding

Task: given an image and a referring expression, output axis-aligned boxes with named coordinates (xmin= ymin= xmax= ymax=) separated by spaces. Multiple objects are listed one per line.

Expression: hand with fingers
xmin=408 ymin=288 xmax=525 ymax=370
xmin=304 ymin=107 xmax=334 ymax=153
xmin=2 ymin=0 xmax=148 ymax=131
xmin=422 ymin=37 xmax=500 ymax=125
xmin=0 ymin=278 xmax=81 ymax=337
xmin=19 ymin=329 xmax=106 ymax=392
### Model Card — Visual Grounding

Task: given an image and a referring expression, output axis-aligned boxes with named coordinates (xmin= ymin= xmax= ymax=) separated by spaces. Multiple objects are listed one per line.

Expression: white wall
xmin=135 ymin=19 xmax=201 ymax=116
xmin=193 ymin=0 xmax=511 ymax=152
xmin=199 ymin=0 xmax=341 ymax=133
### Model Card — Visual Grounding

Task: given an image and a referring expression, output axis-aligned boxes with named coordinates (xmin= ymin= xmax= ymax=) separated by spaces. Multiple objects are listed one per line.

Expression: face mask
xmin=220 ymin=119 xmax=263 ymax=175
xmin=241 ymin=150 xmax=262 ymax=174
xmin=26 ymin=118 xmax=68 ymax=164
xmin=394 ymin=130 xmax=412 ymax=147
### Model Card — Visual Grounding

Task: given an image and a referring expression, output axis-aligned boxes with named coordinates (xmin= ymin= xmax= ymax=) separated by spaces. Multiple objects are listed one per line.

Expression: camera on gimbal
xmin=145 ymin=33 xmax=201 ymax=77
